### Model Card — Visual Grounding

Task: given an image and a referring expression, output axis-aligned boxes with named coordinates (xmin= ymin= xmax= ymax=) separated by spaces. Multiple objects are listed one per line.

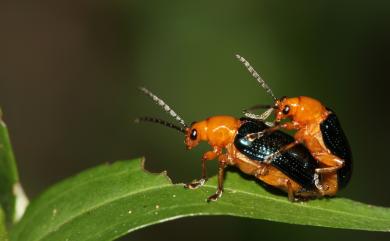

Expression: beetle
xmin=235 ymin=54 xmax=352 ymax=191
xmin=136 ymin=87 xmax=339 ymax=201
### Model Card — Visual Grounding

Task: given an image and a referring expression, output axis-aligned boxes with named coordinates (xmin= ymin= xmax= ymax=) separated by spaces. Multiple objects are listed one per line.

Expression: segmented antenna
xmin=243 ymin=107 xmax=274 ymax=121
xmin=139 ymin=87 xmax=187 ymax=127
xmin=135 ymin=117 xmax=186 ymax=134
xmin=235 ymin=54 xmax=277 ymax=100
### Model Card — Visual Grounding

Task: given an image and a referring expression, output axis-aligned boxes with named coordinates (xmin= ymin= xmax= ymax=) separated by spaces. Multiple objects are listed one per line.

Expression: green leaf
xmin=0 ymin=207 xmax=9 ymax=241
xmin=0 ymin=108 xmax=27 ymax=226
xmin=10 ymin=158 xmax=390 ymax=241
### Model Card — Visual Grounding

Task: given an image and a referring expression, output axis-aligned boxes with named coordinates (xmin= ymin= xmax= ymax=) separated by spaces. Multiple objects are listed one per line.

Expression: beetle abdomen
xmin=320 ymin=112 xmax=352 ymax=189
xmin=235 ymin=118 xmax=317 ymax=190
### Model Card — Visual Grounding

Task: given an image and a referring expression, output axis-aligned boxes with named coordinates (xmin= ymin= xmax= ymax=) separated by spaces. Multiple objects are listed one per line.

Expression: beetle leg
xmin=313 ymin=153 xmax=344 ymax=174
xmin=315 ymin=162 xmax=344 ymax=174
xmin=207 ymin=155 xmax=227 ymax=202
xmin=285 ymin=179 xmax=294 ymax=201
xmin=201 ymin=147 xmax=222 ymax=178
xmin=313 ymin=173 xmax=330 ymax=193
xmin=316 ymin=173 xmax=338 ymax=196
xmin=202 ymin=149 xmax=220 ymax=161
xmin=245 ymin=125 xmax=281 ymax=141
xmin=245 ymin=120 xmax=300 ymax=141
xmin=253 ymin=165 xmax=269 ymax=177
xmin=314 ymin=173 xmax=323 ymax=191
xmin=295 ymin=188 xmax=318 ymax=200
xmin=184 ymin=157 xmax=208 ymax=189
xmin=184 ymin=147 xmax=222 ymax=189
xmin=184 ymin=178 xmax=206 ymax=189
xmin=263 ymin=140 xmax=301 ymax=164
xmin=301 ymin=135 xmax=345 ymax=174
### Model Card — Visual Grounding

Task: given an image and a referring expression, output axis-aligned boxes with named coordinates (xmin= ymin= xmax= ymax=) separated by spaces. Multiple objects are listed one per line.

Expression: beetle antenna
xmin=243 ymin=107 xmax=274 ymax=121
xmin=139 ymin=87 xmax=187 ymax=127
xmin=135 ymin=117 xmax=186 ymax=134
xmin=235 ymin=54 xmax=277 ymax=100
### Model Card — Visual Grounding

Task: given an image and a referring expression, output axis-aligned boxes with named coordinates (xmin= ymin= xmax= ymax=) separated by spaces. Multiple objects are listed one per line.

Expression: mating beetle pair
xmin=136 ymin=55 xmax=352 ymax=201
xmin=236 ymin=55 xmax=352 ymax=194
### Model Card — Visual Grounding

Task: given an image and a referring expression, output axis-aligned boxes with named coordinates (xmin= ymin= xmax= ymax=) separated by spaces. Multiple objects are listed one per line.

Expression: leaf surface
xmin=10 ymin=158 xmax=390 ymax=241
xmin=0 ymin=208 xmax=8 ymax=241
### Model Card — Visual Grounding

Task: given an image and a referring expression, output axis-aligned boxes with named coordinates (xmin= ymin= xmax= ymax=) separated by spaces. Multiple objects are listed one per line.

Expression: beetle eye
xmin=190 ymin=129 xmax=197 ymax=140
xmin=282 ymin=105 xmax=290 ymax=115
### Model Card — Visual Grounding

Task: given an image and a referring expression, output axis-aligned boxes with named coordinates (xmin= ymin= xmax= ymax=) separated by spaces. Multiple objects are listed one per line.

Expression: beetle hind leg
xmin=302 ymin=136 xmax=345 ymax=175
xmin=295 ymin=188 xmax=319 ymax=200
xmin=313 ymin=153 xmax=345 ymax=174
xmin=285 ymin=179 xmax=295 ymax=201
xmin=315 ymin=164 xmax=344 ymax=174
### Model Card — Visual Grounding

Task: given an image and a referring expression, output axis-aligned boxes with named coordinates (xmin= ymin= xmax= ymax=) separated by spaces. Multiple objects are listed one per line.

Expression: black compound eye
xmin=190 ymin=129 xmax=197 ymax=140
xmin=282 ymin=105 xmax=290 ymax=115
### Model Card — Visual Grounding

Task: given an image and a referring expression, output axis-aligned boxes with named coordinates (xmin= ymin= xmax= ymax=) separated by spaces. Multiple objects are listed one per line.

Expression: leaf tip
xmin=0 ymin=107 xmax=6 ymax=128
xmin=12 ymin=182 xmax=29 ymax=222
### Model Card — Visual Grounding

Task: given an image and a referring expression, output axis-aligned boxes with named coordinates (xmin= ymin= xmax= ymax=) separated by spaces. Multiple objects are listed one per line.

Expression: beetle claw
xmin=314 ymin=173 xmax=329 ymax=193
xmin=264 ymin=152 xmax=279 ymax=164
xmin=245 ymin=131 xmax=266 ymax=141
xmin=207 ymin=190 xmax=223 ymax=202
xmin=184 ymin=178 xmax=206 ymax=189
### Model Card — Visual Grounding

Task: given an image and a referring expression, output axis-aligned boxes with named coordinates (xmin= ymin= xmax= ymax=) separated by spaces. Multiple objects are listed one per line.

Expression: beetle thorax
xmin=186 ymin=116 xmax=240 ymax=149
xmin=291 ymin=96 xmax=327 ymax=125
xmin=204 ymin=116 xmax=240 ymax=147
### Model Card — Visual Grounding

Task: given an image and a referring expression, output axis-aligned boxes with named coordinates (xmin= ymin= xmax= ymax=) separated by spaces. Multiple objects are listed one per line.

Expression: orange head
xmin=184 ymin=121 xmax=206 ymax=150
xmin=274 ymin=96 xmax=327 ymax=124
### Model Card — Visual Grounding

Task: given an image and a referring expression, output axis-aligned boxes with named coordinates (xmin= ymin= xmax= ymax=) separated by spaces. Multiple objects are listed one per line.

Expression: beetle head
xmin=184 ymin=121 xmax=207 ymax=150
xmin=274 ymin=96 xmax=326 ymax=124
xmin=185 ymin=127 xmax=199 ymax=150
xmin=274 ymin=96 xmax=299 ymax=122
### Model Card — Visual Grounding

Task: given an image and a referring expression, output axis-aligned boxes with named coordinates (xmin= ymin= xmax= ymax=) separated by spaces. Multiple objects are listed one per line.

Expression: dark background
xmin=1 ymin=1 xmax=390 ymax=240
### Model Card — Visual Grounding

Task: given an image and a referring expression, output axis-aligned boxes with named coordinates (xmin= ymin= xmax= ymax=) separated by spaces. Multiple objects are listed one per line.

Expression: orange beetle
xmin=236 ymin=54 xmax=352 ymax=193
xmin=136 ymin=87 xmax=337 ymax=201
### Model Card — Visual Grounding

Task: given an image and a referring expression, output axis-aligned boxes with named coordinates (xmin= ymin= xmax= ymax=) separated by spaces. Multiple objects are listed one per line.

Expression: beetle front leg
xmin=184 ymin=147 xmax=221 ymax=189
xmin=263 ymin=140 xmax=301 ymax=164
xmin=245 ymin=121 xmax=301 ymax=141
xmin=246 ymin=125 xmax=281 ymax=141
xmin=184 ymin=156 xmax=208 ymax=189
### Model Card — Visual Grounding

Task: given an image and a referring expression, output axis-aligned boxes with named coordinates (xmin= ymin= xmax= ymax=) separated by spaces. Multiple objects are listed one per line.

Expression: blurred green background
xmin=1 ymin=0 xmax=390 ymax=240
